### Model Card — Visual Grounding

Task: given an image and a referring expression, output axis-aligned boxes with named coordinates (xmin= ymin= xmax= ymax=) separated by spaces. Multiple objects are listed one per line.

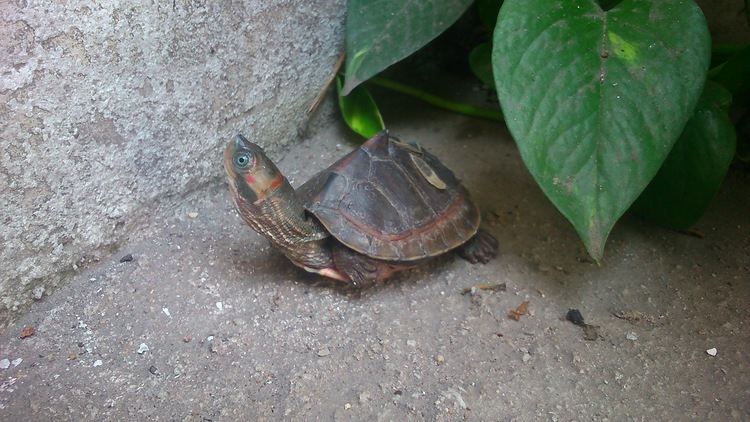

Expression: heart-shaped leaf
xmin=342 ymin=0 xmax=474 ymax=95
xmin=631 ymin=82 xmax=736 ymax=229
xmin=336 ymin=75 xmax=385 ymax=139
xmin=469 ymin=42 xmax=495 ymax=88
xmin=493 ymin=0 xmax=710 ymax=260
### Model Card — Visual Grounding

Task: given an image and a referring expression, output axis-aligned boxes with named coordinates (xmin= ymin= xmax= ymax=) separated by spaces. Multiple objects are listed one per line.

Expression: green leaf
xmin=631 ymin=82 xmax=736 ymax=229
xmin=710 ymin=44 xmax=750 ymax=107
xmin=336 ymin=75 xmax=385 ymax=138
xmin=343 ymin=0 xmax=474 ymax=95
xmin=477 ymin=0 xmax=503 ymax=31
xmin=492 ymin=0 xmax=711 ymax=260
xmin=469 ymin=42 xmax=495 ymax=88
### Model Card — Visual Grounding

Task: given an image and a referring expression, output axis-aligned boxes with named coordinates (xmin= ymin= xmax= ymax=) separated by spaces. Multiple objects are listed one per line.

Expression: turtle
xmin=223 ymin=130 xmax=498 ymax=288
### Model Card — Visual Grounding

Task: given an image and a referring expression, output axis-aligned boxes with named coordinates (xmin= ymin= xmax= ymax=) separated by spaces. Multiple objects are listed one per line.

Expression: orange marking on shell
xmin=244 ymin=174 xmax=256 ymax=185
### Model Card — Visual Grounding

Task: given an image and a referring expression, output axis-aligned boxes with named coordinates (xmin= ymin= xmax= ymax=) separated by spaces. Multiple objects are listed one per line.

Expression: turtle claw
xmin=347 ymin=271 xmax=377 ymax=289
xmin=458 ymin=230 xmax=498 ymax=264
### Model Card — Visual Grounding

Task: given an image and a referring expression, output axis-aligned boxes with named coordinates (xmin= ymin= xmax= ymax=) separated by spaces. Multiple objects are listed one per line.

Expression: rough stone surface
xmin=0 ymin=0 xmax=345 ymax=325
xmin=0 ymin=94 xmax=747 ymax=420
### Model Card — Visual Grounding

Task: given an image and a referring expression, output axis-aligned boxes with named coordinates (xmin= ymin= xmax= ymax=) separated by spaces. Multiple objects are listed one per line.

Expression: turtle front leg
xmin=457 ymin=229 xmax=498 ymax=264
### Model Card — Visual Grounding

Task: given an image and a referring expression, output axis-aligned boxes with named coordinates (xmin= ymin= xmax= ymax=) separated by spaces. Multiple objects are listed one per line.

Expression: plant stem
xmin=367 ymin=77 xmax=504 ymax=123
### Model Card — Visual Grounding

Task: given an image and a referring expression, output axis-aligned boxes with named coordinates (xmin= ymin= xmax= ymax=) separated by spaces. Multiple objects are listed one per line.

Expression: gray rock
xmin=0 ymin=0 xmax=345 ymax=327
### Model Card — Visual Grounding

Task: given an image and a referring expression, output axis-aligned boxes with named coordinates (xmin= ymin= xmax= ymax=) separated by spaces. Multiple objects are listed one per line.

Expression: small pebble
xmin=11 ymin=358 xmax=22 ymax=367
xmin=19 ymin=326 xmax=35 ymax=339
xmin=162 ymin=308 xmax=171 ymax=317
xmin=137 ymin=343 xmax=149 ymax=354
xmin=317 ymin=348 xmax=331 ymax=357
xmin=344 ymin=403 xmax=351 ymax=410
xmin=149 ymin=365 xmax=159 ymax=375
xmin=0 ymin=358 xmax=10 ymax=369
xmin=522 ymin=353 xmax=531 ymax=363
xmin=183 ymin=336 xmax=192 ymax=343
xmin=32 ymin=286 xmax=45 ymax=300
xmin=706 ymin=347 xmax=717 ymax=357
xmin=187 ymin=212 xmax=199 ymax=219
xmin=626 ymin=332 xmax=638 ymax=341
xmin=93 ymin=360 xmax=103 ymax=367
xmin=406 ymin=340 xmax=416 ymax=347
xmin=435 ymin=355 xmax=445 ymax=365
xmin=209 ymin=341 xmax=219 ymax=354
xmin=216 ymin=302 xmax=223 ymax=310
xmin=566 ymin=309 xmax=586 ymax=326
xmin=119 ymin=254 xmax=134 ymax=263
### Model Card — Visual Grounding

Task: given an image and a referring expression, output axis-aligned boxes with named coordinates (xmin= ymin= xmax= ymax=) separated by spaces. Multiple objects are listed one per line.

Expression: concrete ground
xmin=1 ymin=93 xmax=749 ymax=421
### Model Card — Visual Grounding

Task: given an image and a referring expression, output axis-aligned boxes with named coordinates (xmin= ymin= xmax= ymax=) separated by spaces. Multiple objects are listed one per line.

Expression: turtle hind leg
xmin=457 ymin=229 xmax=498 ymax=264
xmin=331 ymin=243 xmax=413 ymax=288
xmin=331 ymin=244 xmax=381 ymax=289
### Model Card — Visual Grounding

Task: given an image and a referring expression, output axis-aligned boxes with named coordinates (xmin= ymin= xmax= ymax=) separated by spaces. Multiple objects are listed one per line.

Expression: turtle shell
xmin=299 ymin=131 xmax=480 ymax=261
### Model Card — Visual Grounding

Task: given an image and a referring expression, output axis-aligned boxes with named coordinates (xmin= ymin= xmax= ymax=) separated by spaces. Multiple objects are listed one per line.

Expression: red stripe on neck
xmin=268 ymin=175 xmax=283 ymax=190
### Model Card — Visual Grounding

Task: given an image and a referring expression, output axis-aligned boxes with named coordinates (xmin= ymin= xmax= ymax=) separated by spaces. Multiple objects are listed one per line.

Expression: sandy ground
xmin=1 ymin=94 xmax=749 ymax=421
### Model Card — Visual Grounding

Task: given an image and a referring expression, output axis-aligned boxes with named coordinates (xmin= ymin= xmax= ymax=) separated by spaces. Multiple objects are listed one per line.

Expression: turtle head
xmin=223 ymin=134 xmax=334 ymax=272
xmin=223 ymin=134 xmax=286 ymax=205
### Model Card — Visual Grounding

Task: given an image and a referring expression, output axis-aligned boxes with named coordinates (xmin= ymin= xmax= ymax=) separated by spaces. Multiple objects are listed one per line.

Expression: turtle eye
xmin=234 ymin=153 xmax=251 ymax=169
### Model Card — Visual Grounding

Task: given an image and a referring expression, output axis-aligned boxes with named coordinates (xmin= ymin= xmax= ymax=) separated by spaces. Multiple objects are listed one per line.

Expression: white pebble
xmin=137 ymin=343 xmax=150 ymax=354
xmin=216 ymin=302 xmax=223 ymax=310
xmin=187 ymin=212 xmax=199 ymax=218
xmin=11 ymin=358 xmax=22 ymax=367
xmin=32 ymin=286 xmax=45 ymax=300
xmin=706 ymin=347 xmax=717 ymax=357
xmin=0 ymin=359 xmax=10 ymax=369
xmin=406 ymin=340 xmax=416 ymax=347
xmin=626 ymin=332 xmax=638 ymax=341
xmin=93 ymin=360 xmax=103 ymax=367
xmin=162 ymin=307 xmax=171 ymax=317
